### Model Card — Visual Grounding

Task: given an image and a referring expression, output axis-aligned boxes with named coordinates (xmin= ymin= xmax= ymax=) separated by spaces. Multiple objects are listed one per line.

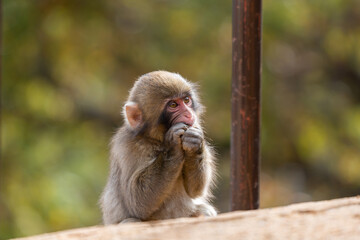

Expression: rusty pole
xmin=0 ymin=0 xmax=1 ymax=93
xmin=231 ymin=0 xmax=262 ymax=211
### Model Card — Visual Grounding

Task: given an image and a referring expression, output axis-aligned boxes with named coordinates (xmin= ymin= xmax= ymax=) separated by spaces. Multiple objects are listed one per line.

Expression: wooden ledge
xmin=12 ymin=196 xmax=360 ymax=240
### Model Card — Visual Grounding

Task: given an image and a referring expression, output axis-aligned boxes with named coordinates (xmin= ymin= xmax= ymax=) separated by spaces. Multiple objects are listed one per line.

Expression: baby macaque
xmin=100 ymin=71 xmax=216 ymax=224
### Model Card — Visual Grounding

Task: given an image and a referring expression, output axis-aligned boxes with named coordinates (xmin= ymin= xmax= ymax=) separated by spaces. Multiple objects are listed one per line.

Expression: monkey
xmin=100 ymin=71 xmax=217 ymax=224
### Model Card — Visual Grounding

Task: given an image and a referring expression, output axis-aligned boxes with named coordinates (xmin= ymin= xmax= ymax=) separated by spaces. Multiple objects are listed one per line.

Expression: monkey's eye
xmin=169 ymin=101 xmax=178 ymax=108
xmin=183 ymin=96 xmax=191 ymax=104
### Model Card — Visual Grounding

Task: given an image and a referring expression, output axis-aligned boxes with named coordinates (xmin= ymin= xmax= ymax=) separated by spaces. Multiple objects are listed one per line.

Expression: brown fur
xmin=100 ymin=71 xmax=216 ymax=224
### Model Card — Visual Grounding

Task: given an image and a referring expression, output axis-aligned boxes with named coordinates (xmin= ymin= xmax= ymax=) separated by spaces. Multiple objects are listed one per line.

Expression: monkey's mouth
xmin=171 ymin=118 xmax=193 ymax=127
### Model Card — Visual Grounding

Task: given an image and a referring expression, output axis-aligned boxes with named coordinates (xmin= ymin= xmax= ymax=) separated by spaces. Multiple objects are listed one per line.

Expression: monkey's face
xmin=162 ymin=95 xmax=195 ymax=127
xmin=124 ymin=71 xmax=203 ymax=140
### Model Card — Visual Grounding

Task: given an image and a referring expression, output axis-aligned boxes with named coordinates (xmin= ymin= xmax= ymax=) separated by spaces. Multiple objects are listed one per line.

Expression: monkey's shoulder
xmin=111 ymin=127 xmax=163 ymax=159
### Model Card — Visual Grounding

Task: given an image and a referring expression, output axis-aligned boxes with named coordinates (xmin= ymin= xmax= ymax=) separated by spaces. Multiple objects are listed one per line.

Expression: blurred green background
xmin=2 ymin=0 xmax=360 ymax=238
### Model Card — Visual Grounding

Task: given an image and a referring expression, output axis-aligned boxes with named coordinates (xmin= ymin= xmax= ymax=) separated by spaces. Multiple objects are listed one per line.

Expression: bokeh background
xmin=2 ymin=0 xmax=360 ymax=238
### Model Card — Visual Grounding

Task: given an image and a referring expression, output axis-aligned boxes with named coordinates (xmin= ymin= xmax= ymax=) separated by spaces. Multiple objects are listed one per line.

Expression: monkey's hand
xmin=181 ymin=127 xmax=204 ymax=155
xmin=165 ymin=123 xmax=188 ymax=154
xmin=181 ymin=127 xmax=208 ymax=198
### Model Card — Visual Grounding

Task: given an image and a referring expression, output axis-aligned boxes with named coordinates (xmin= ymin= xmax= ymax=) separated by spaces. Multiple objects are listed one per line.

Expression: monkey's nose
xmin=183 ymin=115 xmax=195 ymax=126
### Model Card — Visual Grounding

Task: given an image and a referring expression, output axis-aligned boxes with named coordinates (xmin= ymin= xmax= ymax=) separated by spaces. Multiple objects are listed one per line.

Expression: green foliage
xmin=2 ymin=0 xmax=360 ymax=238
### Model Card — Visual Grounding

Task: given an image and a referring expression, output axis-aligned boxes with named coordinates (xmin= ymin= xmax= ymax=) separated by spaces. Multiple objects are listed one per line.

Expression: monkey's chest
xmin=148 ymin=177 xmax=195 ymax=220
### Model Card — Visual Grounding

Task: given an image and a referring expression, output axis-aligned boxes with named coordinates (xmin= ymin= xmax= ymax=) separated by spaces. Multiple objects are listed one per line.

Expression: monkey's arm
xmin=181 ymin=127 xmax=213 ymax=198
xmin=124 ymin=124 xmax=187 ymax=220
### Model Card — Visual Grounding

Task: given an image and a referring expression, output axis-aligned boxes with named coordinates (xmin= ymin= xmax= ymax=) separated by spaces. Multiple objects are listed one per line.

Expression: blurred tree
xmin=1 ymin=0 xmax=360 ymax=238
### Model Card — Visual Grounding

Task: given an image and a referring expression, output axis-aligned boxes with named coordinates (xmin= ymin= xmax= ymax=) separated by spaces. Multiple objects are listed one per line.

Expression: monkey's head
xmin=123 ymin=71 xmax=204 ymax=140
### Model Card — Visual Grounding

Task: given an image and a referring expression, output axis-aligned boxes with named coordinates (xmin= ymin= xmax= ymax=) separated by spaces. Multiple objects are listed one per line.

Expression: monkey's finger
xmin=187 ymin=125 xmax=203 ymax=132
xmin=166 ymin=129 xmax=185 ymax=143
xmin=182 ymin=136 xmax=202 ymax=145
xmin=165 ymin=131 xmax=185 ymax=146
xmin=187 ymin=126 xmax=202 ymax=132
xmin=182 ymin=129 xmax=203 ymax=139
xmin=182 ymin=137 xmax=203 ymax=151
xmin=182 ymin=141 xmax=203 ymax=153
xmin=166 ymin=123 xmax=187 ymax=138
xmin=174 ymin=129 xmax=186 ymax=138
xmin=171 ymin=122 xmax=189 ymax=131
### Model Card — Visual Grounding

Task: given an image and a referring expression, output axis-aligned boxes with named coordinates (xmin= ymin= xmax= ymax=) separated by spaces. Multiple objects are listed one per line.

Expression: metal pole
xmin=231 ymin=0 xmax=262 ymax=211
xmin=0 ymin=0 xmax=2 ymax=163
xmin=0 ymin=0 xmax=2 ymax=190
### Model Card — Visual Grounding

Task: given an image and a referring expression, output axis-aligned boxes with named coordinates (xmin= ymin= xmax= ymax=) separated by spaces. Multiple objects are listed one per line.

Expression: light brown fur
xmin=100 ymin=71 xmax=216 ymax=224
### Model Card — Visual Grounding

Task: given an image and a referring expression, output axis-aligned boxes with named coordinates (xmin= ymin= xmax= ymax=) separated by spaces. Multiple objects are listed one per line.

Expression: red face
xmin=166 ymin=96 xmax=195 ymax=126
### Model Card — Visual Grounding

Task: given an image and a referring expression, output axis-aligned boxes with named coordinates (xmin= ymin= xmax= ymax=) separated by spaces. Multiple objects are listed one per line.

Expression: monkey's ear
xmin=124 ymin=102 xmax=142 ymax=129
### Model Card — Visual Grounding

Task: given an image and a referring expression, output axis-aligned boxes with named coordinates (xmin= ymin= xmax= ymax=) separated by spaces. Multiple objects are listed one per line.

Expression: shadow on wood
xmin=12 ymin=196 xmax=360 ymax=240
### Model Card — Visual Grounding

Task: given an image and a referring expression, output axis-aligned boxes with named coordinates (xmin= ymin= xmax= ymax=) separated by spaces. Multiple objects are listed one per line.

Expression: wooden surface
xmin=12 ymin=196 xmax=360 ymax=240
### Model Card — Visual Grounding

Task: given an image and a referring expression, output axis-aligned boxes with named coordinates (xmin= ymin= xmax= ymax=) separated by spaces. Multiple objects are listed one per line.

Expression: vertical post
xmin=0 ymin=0 xmax=2 ymax=159
xmin=231 ymin=0 xmax=262 ymax=210
xmin=0 ymin=0 xmax=2 ymax=184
